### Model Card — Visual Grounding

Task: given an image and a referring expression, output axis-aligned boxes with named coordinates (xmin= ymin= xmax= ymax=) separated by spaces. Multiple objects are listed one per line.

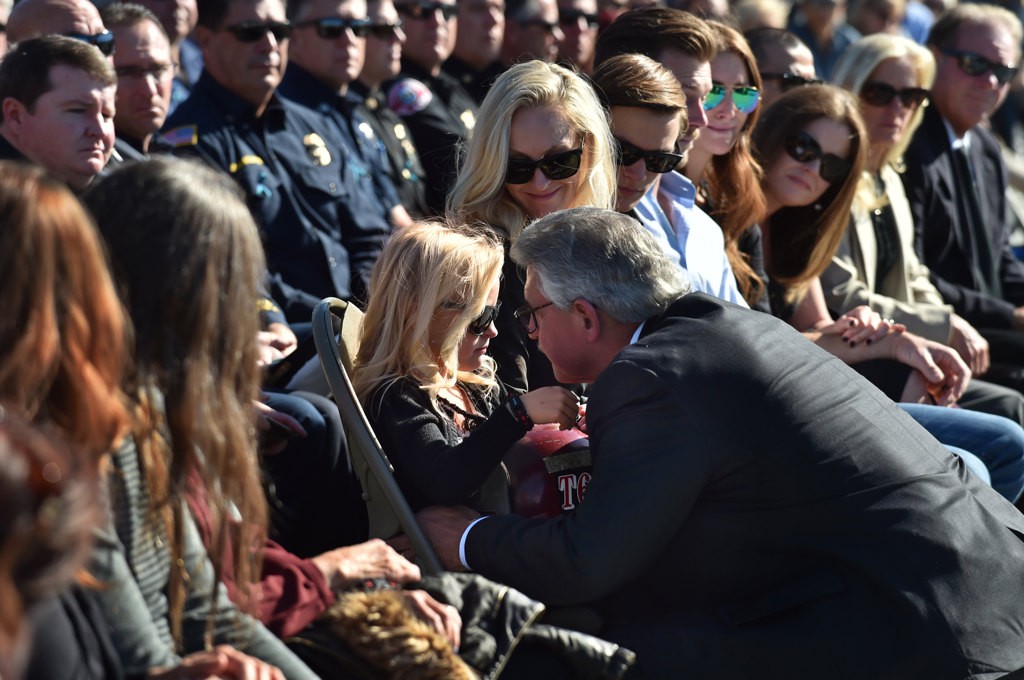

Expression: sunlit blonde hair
xmin=354 ymin=221 xmax=505 ymax=416
xmin=446 ymin=60 xmax=616 ymax=239
xmin=832 ymin=33 xmax=935 ymax=175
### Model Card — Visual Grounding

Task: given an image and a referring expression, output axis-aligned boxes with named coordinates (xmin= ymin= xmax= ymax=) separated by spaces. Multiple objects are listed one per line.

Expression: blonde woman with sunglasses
xmin=447 ymin=59 xmax=616 ymax=392
xmin=354 ymin=221 xmax=580 ymax=512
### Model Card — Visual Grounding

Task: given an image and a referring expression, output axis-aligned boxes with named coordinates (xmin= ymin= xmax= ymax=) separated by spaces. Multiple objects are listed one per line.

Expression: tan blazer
xmin=822 ymin=164 xmax=952 ymax=342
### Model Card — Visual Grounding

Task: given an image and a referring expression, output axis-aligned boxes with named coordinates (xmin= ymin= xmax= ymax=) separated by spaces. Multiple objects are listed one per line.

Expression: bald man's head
xmin=8 ymin=0 xmax=105 ymax=43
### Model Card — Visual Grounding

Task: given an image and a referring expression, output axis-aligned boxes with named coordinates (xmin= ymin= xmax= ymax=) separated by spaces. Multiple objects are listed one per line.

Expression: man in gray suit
xmin=417 ymin=206 xmax=1024 ymax=679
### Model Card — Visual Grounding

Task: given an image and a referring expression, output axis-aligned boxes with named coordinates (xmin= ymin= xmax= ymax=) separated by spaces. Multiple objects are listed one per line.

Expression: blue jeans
xmin=900 ymin=403 xmax=1024 ymax=502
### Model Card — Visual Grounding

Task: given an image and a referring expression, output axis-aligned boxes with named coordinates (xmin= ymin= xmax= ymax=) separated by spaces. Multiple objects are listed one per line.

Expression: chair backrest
xmin=312 ymin=297 xmax=444 ymax=574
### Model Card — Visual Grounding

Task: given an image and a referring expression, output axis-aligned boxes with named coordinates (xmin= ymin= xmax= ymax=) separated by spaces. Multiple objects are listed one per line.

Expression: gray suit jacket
xmin=465 ymin=294 xmax=1024 ymax=678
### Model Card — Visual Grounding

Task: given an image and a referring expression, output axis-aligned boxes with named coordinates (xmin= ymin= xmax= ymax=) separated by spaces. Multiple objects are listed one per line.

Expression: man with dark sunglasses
xmin=385 ymin=0 xmax=477 ymax=214
xmin=279 ymin=0 xmax=414 ymax=230
xmin=744 ymin=27 xmax=819 ymax=108
xmin=903 ymin=3 xmax=1024 ymax=394
xmin=556 ymin=0 xmax=598 ymax=74
xmin=442 ymin=0 xmax=506 ymax=105
xmin=163 ymin=0 xmax=390 ymax=322
xmin=349 ymin=0 xmax=431 ymax=217
xmin=501 ymin=0 xmax=563 ymax=66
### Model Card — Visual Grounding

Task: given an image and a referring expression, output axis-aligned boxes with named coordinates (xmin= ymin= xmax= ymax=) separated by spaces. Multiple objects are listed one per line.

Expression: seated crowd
xmin=2 ymin=0 xmax=1024 ymax=677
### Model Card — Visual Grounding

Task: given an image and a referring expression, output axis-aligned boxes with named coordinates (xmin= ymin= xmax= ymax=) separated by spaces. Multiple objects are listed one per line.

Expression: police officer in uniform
xmin=162 ymin=0 xmax=391 ymax=321
xmin=350 ymin=0 xmax=430 ymax=218
xmin=385 ymin=0 xmax=477 ymax=214
xmin=442 ymin=0 xmax=507 ymax=105
xmin=279 ymin=0 xmax=413 ymax=229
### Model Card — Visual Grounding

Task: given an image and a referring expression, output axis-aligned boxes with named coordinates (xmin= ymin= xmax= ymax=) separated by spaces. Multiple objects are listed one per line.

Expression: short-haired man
xmin=130 ymin=0 xmax=203 ymax=111
xmin=594 ymin=7 xmax=717 ymax=177
xmin=556 ymin=0 xmax=598 ymax=73
xmin=386 ymin=0 xmax=476 ymax=213
xmin=501 ymin=0 xmax=563 ymax=65
xmin=280 ymin=0 xmax=412 ymax=229
xmin=744 ymin=27 xmax=820 ymax=107
xmin=418 ymin=206 xmax=1024 ymax=678
xmin=593 ymin=53 xmax=747 ymax=306
xmin=163 ymin=0 xmax=390 ymax=321
xmin=442 ymin=0 xmax=505 ymax=104
xmin=0 ymin=36 xmax=116 ymax=191
xmin=103 ymin=4 xmax=175 ymax=159
xmin=350 ymin=0 xmax=431 ymax=217
xmin=903 ymin=3 xmax=1024 ymax=391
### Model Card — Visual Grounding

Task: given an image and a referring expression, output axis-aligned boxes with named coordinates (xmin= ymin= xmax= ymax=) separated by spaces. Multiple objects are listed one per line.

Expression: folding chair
xmin=312 ymin=297 xmax=444 ymax=574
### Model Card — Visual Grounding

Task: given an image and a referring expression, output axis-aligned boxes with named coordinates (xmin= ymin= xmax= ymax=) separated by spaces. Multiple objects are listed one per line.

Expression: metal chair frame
xmin=312 ymin=297 xmax=444 ymax=574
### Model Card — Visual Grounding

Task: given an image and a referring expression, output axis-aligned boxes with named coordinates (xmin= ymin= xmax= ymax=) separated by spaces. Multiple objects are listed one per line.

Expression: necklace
xmin=437 ymin=387 xmax=486 ymax=432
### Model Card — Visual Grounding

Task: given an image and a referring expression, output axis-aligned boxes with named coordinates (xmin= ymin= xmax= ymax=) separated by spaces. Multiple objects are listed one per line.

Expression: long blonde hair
xmin=446 ymin=60 xmax=616 ymax=239
xmin=355 ymin=221 xmax=505 ymax=415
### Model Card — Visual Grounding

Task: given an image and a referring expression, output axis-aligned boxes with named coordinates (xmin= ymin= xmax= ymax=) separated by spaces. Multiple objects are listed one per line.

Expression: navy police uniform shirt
xmin=277 ymin=64 xmax=402 ymax=218
xmin=385 ymin=58 xmax=478 ymax=214
xmin=441 ymin=56 xmax=505 ymax=106
xmin=161 ymin=71 xmax=391 ymax=321
xmin=348 ymin=80 xmax=430 ymax=218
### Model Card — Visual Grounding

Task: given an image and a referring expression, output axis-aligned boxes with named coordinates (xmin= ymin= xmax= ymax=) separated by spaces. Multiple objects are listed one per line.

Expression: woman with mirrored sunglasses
xmin=354 ymin=221 xmax=580 ymax=513
xmin=447 ymin=60 xmax=616 ymax=392
xmin=682 ymin=21 xmax=770 ymax=310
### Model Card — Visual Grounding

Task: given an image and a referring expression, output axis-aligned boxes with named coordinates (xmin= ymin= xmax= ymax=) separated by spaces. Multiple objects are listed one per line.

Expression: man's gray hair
xmin=511 ymin=207 xmax=688 ymax=323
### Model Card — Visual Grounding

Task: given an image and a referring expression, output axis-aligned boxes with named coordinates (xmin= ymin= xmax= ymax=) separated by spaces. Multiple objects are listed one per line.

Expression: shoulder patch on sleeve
xmin=158 ymin=125 xmax=198 ymax=148
xmin=387 ymin=78 xmax=433 ymax=116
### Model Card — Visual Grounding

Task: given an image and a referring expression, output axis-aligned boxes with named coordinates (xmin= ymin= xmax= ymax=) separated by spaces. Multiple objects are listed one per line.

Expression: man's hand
xmin=311 ymin=538 xmax=421 ymax=590
xmin=1014 ymin=306 xmax=1024 ymax=331
xmin=252 ymin=398 xmax=306 ymax=456
xmin=948 ymin=313 xmax=990 ymax=375
xmin=893 ymin=333 xmax=970 ymax=405
xmin=414 ymin=506 xmax=483 ymax=572
xmin=149 ymin=646 xmax=284 ymax=680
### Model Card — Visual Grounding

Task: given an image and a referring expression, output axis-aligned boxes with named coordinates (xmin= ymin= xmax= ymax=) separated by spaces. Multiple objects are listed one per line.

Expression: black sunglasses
xmin=506 ymin=146 xmax=584 ymax=184
xmin=295 ymin=17 xmax=372 ymax=38
xmin=941 ymin=48 xmax=1019 ymax=86
xmin=518 ymin=18 xmax=559 ymax=34
xmin=784 ymin=130 xmax=851 ymax=184
xmin=222 ymin=20 xmax=293 ymax=42
xmin=468 ymin=302 xmax=502 ymax=335
xmin=513 ymin=301 xmax=553 ymax=334
xmin=558 ymin=8 xmax=599 ymax=28
xmin=365 ymin=20 xmax=404 ymax=38
xmin=761 ymin=72 xmax=823 ymax=91
xmin=614 ymin=137 xmax=684 ymax=174
xmin=860 ymin=81 xmax=929 ymax=108
xmin=65 ymin=30 xmax=116 ymax=56
xmin=396 ymin=1 xmax=458 ymax=20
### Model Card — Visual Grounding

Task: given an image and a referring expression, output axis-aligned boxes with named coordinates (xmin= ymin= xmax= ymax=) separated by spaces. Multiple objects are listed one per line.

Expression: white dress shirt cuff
xmin=459 ymin=516 xmax=490 ymax=571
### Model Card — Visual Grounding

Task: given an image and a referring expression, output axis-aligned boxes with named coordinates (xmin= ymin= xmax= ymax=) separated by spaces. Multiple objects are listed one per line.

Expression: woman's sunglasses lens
xmin=732 ymin=87 xmax=759 ymax=114
xmin=703 ymin=85 xmax=726 ymax=111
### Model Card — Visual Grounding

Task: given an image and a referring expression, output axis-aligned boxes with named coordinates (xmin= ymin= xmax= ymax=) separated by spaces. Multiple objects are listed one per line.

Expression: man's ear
xmin=573 ymin=298 xmax=602 ymax=342
xmin=193 ymin=24 xmax=213 ymax=51
xmin=2 ymin=98 xmax=27 ymax=134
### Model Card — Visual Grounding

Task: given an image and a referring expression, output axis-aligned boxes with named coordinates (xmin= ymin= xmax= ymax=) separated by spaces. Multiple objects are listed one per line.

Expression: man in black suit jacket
xmin=417 ymin=207 xmax=1024 ymax=679
xmin=902 ymin=3 xmax=1024 ymax=390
